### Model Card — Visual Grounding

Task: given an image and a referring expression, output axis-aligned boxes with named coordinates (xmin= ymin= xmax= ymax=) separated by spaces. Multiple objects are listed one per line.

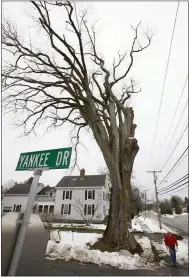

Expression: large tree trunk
xmin=102 ymin=162 xmax=142 ymax=253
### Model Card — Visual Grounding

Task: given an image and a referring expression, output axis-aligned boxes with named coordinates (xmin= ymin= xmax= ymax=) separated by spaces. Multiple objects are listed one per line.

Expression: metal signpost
xmin=7 ymin=147 xmax=72 ymax=276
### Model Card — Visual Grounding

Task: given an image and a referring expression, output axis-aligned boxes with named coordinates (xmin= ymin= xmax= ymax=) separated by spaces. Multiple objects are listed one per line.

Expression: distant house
xmin=54 ymin=169 xmax=109 ymax=223
xmin=2 ymin=182 xmax=55 ymax=214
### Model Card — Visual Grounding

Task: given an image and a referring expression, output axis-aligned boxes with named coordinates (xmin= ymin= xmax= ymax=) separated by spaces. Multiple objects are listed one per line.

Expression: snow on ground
xmin=46 ymin=231 xmax=155 ymax=270
xmin=59 ymin=231 xmax=102 ymax=246
xmin=135 ymin=236 xmax=154 ymax=262
xmin=132 ymin=218 xmax=143 ymax=233
xmin=152 ymin=238 xmax=188 ymax=265
xmin=138 ymin=216 xmax=178 ymax=234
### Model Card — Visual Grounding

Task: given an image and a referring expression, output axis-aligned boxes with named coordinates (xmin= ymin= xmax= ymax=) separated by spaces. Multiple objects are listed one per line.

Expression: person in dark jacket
xmin=164 ymin=231 xmax=178 ymax=266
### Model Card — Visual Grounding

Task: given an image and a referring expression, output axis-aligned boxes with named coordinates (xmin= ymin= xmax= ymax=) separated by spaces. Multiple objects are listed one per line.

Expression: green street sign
xmin=16 ymin=147 xmax=72 ymax=171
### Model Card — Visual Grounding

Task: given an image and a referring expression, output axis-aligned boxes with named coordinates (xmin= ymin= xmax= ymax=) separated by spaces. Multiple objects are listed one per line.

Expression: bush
xmin=175 ymin=205 xmax=182 ymax=214
xmin=165 ymin=206 xmax=173 ymax=215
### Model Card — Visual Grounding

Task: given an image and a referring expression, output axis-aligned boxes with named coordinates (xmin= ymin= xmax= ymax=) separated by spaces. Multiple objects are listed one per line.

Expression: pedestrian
xmin=164 ymin=231 xmax=178 ymax=266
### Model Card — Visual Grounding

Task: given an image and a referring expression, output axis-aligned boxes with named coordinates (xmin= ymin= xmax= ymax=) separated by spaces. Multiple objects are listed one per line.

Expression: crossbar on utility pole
xmin=7 ymin=169 xmax=43 ymax=276
xmin=147 ymin=170 xmax=162 ymax=230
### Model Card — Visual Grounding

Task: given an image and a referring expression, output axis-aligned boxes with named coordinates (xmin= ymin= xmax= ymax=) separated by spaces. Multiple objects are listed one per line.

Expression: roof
xmin=56 ymin=175 xmax=106 ymax=188
xmin=4 ymin=182 xmax=43 ymax=195
xmin=37 ymin=185 xmax=55 ymax=195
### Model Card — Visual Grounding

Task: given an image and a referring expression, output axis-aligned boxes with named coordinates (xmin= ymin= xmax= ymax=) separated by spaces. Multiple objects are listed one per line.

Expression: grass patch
xmin=45 ymin=226 xmax=104 ymax=234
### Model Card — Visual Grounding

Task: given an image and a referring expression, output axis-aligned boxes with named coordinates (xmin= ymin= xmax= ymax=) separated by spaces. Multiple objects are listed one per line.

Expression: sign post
xmin=7 ymin=147 xmax=72 ymax=276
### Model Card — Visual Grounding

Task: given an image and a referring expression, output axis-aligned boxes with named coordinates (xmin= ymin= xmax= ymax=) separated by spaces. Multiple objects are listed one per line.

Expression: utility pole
xmin=7 ymin=169 xmax=43 ymax=276
xmin=144 ymin=190 xmax=147 ymax=219
xmin=147 ymin=170 xmax=162 ymax=230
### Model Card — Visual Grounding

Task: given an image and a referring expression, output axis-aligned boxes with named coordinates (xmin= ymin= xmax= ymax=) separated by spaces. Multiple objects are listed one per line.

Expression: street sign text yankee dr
xmin=16 ymin=147 xmax=72 ymax=171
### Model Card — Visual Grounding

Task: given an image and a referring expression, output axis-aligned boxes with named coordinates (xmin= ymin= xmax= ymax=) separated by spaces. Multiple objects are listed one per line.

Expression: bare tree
xmin=72 ymin=194 xmax=105 ymax=226
xmin=2 ymin=179 xmax=15 ymax=194
xmin=2 ymin=1 xmax=152 ymax=253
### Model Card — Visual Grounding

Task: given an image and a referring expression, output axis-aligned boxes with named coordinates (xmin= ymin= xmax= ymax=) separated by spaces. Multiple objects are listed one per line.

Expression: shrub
xmin=165 ymin=206 xmax=173 ymax=215
xmin=175 ymin=205 xmax=182 ymax=214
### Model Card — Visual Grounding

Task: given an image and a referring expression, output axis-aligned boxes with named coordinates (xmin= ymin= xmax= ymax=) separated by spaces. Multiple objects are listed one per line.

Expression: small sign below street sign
xmin=16 ymin=147 xmax=72 ymax=171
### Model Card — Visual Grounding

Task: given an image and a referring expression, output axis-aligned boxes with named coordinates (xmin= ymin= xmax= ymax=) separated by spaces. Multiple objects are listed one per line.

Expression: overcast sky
xmin=2 ymin=1 xmax=188 ymax=201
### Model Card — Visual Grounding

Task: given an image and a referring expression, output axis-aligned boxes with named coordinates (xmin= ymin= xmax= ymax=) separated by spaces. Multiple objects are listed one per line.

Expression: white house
xmin=2 ymin=169 xmax=109 ymax=223
xmin=54 ymin=169 xmax=109 ymax=223
xmin=2 ymin=182 xmax=56 ymax=214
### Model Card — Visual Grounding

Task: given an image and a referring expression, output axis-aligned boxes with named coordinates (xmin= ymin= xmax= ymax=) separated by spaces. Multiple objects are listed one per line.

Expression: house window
xmin=3 ymin=207 xmax=12 ymax=213
xmin=44 ymin=205 xmax=48 ymax=213
xmin=61 ymin=204 xmax=71 ymax=215
xmin=88 ymin=205 xmax=92 ymax=215
xmin=85 ymin=190 xmax=95 ymax=200
xmin=49 ymin=205 xmax=54 ymax=213
xmin=38 ymin=205 xmax=43 ymax=213
xmin=64 ymin=204 xmax=69 ymax=214
xmin=63 ymin=190 xmax=72 ymax=200
xmin=84 ymin=204 xmax=95 ymax=215
xmin=14 ymin=205 xmax=21 ymax=212
xmin=50 ymin=193 xmax=53 ymax=197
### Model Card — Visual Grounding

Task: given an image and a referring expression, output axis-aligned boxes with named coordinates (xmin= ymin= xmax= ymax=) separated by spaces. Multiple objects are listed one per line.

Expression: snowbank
xmin=46 ymin=231 xmax=155 ymax=270
xmin=136 ymin=236 xmax=154 ymax=262
xmin=59 ymin=231 xmax=102 ymax=246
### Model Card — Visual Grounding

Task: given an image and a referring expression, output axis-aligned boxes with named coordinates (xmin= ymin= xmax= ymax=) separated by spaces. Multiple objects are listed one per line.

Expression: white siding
xmin=54 ymin=187 xmax=106 ymax=221
xmin=3 ymin=195 xmax=29 ymax=213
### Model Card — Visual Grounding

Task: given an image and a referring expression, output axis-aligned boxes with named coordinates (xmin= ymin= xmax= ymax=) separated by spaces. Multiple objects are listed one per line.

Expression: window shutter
xmin=61 ymin=204 xmax=64 ymax=215
xmin=84 ymin=204 xmax=87 ymax=215
xmin=93 ymin=190 xmax=95 ymax=200
xmin=63 ymin=191 xmax=65 ymax=200
xmin=69 ymin=204 xmax=71 ymax=215
xmin=70 ymin=191 xmax=72 ymax=200
xmin=92 ymin=204 xmax=95 ymax=215
xmin=85 ymin=190 xmax=87 ymax=200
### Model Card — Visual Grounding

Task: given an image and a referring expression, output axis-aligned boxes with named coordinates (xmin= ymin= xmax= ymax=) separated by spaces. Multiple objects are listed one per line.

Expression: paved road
xmin=161 ymin=215 xmax=188 ymax=235
xmin=42 ymin=259 xmax=189 ymax=276
xmin=150 ymin=213 xmax=188 ymax=235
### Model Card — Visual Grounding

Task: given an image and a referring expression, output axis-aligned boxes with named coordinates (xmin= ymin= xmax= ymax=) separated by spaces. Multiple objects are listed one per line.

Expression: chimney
xmin=80 ymin=168 xmax=85 ymax=177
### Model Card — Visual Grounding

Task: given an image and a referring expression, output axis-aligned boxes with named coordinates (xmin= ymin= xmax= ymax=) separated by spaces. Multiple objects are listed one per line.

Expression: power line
xmin=149 ymin=2 xmax=180 ymax=162
xmin=157 ymin=146 xmax=189 ymax=188
xmin=163 ymin=99 xmax=188 ymax=158
xmin=160 ymin=123 xmax=188 ymax=171
xmin=169 ymin=152 xmax=188 ymax=176
xmin=150 ymin=154 xmax=188 ymax=201
xmin=162 ymin=74 xmax=188 ymax=147
xmin=158 ymin=181 xmax=188 ymax=195
xmin=158 ymin=174 xmax=188 ymax=192
xmin=162 ymin=184 xmax=188 ymax=195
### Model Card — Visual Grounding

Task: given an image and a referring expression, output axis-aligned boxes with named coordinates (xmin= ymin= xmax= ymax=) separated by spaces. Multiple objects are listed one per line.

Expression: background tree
xmin=2 ymin=179 xmax=16 ymax=194
xmin=72 ymin=193 xmax=105 ymax=226
xmin=2 ymin=1 xmax=152 ymax=253
xmin=159 ymin=199 xmax=173 ymax=215
xmin=170 ymin=196 xmax=184 ymax=209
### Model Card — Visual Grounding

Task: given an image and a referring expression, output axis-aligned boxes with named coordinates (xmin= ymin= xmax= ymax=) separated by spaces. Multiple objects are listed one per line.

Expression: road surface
xmin=150 ymin=213 xmax=188 ymax=235
xmin=42 ymin=259 xmax=189 ymax=276
xmin=161 ymin=214 xmax=188 ymax=235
